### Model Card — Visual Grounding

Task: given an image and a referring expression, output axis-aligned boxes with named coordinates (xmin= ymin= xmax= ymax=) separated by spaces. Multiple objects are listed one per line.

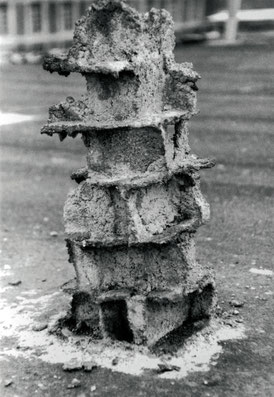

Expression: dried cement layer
xmin=85 ymin=126 xmax=165 ymax=177
xmin=43 ymin=1 xmax=199 ymax=127
xmin=46 ymin=66 xmax=197 ymax=126
xmin=67 ymin=238 xmax=194 ymax=294
xmin=64 ymin=175 xmax=208 ymax=245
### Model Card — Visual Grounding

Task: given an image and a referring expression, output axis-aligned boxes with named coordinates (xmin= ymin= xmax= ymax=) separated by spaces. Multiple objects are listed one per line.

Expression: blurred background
xmin=0 ymin=0 xmax=274 ymax=58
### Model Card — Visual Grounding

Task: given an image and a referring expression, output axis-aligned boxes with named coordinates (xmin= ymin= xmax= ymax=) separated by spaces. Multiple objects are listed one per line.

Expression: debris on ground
xmin=229 ymin=300 xmax=245 ymax=308
xmin=82 ymin=360 xmax=97 ymax=372
xmin=4 ymin=379 xmax=13 ymax=387
xmin=203 ymin=374 xmax=222 ymax=386
xmin=223 ymin=319 xmax=237 ymax=328
xmin=8 ymin=280 xmax=22 ymax=286
xmin=32 ymin=322 xmax=48 ymax=332
xmin=61 ymin=327 xmax=73 ymax=338
xmin=90 ymin=385 xmax=97 ymax=392
xmin=67 ymin=378 xmax=81 ymax=389
xmin=112 ymin=357 xmax=119 ymax=366
xmin=37 ymin=382 xmax=47 ymax=390
xmin=62 ymin=358 xmax=97 ymax=372
xmin=62 ymin=359 xmax=82 ymax=371
xmin=49 ymin=231 xmax=58 ymax=237
xmin=16 ymin=345 xmax=30 ymax=351
xmin=157 ymin=362 xmax=180 ymax=373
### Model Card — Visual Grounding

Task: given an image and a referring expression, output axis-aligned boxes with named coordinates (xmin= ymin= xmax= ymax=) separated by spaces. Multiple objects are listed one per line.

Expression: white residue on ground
xmin=0 ymin=290 xmax=246 ymax=379
xmin=249 ymin=268 xmax=273 ymax=276
xmin=0 ymin=268 xmax=13 ymax=278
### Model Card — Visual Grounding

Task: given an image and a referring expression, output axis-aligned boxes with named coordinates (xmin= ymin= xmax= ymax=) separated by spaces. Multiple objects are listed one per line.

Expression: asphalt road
xmin=0 ymin=38 xmax=274 ymax=396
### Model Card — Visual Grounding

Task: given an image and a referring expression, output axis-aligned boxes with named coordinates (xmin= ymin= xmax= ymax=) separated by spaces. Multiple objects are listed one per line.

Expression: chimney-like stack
xmin=42 ymin=0 xmax=215 ymax=346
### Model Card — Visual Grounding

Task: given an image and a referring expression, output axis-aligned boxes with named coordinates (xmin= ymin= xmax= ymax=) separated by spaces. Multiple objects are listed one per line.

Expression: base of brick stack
xmin=69 ymin=283 xmax=215 ymax=346
xmin=67 ymin=240 xmax=215 ymax=346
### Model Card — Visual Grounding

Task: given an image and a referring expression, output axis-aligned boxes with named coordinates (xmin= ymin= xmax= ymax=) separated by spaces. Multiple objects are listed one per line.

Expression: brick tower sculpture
xmin=42 ymin=0 xmax=215 ymax=346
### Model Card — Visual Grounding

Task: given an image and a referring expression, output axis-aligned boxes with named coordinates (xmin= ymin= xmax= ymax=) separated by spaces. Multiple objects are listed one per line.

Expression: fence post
xmin=225 ymin=0 xmax=242 ymax=42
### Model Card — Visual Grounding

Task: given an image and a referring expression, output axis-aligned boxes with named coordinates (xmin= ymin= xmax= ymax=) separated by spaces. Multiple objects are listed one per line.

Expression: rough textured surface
xmin=63 ymin=176 xmax=209 ymax=245
xmin=42 ymin=0 xmax=199 ymax=132
xmin=68 ymin=239 xmax=191 ymax=293
xmin=41 ymin=0 xmax=215 ymax=345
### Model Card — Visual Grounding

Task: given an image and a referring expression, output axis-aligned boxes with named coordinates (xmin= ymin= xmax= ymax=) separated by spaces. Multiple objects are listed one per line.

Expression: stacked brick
xmin=42 ymin=0 xmax=215 ymax=346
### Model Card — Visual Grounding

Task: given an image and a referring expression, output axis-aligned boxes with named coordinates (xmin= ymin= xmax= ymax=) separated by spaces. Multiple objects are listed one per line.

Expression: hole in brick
xmin=189 ymin=283 xmax=215 ymax=321
xmin=69 ymin=291 xmax=101 ymax=336
xmin=100 ymin=300 xmax=134 ymax=342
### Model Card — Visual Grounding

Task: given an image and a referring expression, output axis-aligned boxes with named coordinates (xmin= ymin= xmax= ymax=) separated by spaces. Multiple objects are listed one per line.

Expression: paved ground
xmin=0 ymin=38 xmax=274 ymax=396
